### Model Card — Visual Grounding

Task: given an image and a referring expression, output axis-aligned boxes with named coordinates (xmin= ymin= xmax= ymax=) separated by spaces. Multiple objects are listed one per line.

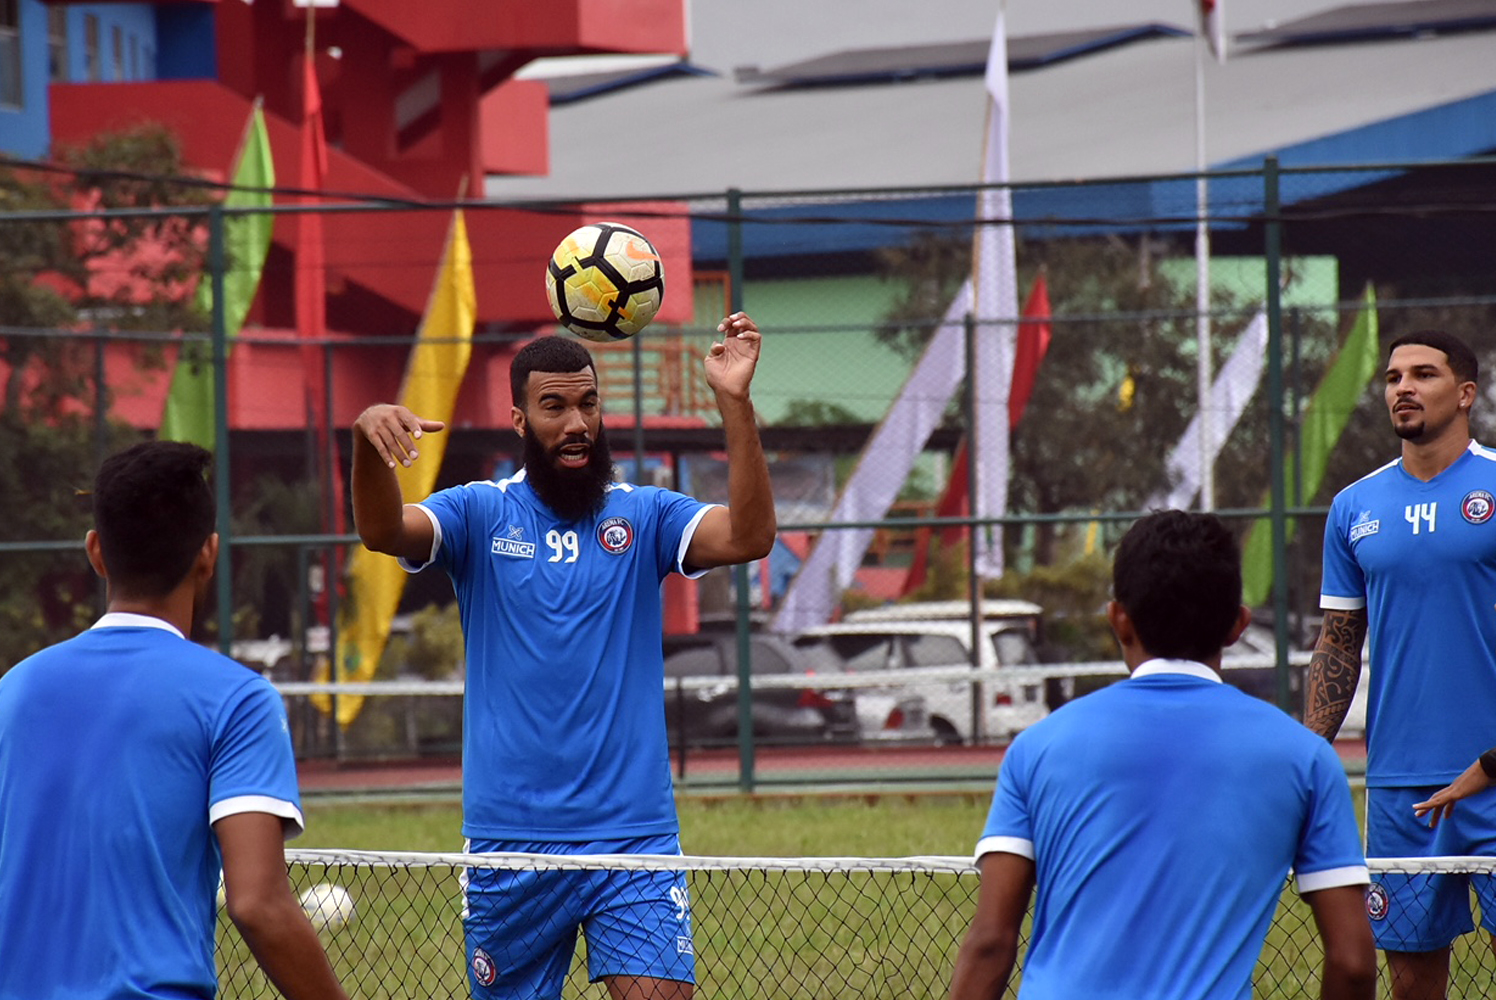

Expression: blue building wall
xmin=1 ymin=0 xmax=53 ymax=158
xmin=1 ymin=0 xmax=163 ymax=159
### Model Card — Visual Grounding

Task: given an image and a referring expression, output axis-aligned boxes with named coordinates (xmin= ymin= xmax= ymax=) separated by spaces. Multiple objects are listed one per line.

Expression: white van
xmin=792 ymin=602 xmax=1047 ymax=744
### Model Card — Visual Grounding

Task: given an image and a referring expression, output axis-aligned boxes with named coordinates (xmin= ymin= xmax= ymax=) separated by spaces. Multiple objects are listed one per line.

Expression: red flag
xmin=1008 ymin=271 xmax=1052 ymax=429
xmin=296 ymin=53 xmax=328 ymax=436
xmin=900 ymin=439 xmax=972 ymax=597
xmin=1199 ymin=0 xmax=1227 ymax=62
xmin=296 ymin=50 xmax=346 ymax=548
xmin=902 ymin=273 xmax=1051 ymax=596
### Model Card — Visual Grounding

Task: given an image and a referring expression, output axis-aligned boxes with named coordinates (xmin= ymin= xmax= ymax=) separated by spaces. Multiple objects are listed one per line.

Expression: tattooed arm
xmin=1306 ymin=608 xmax=1368 ymax=741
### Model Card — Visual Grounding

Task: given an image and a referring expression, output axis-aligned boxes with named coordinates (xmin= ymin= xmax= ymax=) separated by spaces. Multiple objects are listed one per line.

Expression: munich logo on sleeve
xmin=1348 ymin=510 xmax=1380 ymax=543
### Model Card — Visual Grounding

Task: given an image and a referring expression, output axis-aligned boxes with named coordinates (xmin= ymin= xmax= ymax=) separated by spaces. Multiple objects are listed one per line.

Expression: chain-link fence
xmin=4 ymin=155 xmax=1494 ymax=771
xmin=217 ymin=852 xmax=1496 ymax=999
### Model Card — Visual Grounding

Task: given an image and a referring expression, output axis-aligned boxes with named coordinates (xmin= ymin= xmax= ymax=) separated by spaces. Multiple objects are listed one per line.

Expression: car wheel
xmin=931 ymin=718 xmax=962 ymax=747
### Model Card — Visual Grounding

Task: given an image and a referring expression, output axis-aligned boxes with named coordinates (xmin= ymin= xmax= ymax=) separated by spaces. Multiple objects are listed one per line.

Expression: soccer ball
xmin=544 ymin=222 xmax=665 ymax=342
xmin=298 ymin=882 xmax=356 ymax=931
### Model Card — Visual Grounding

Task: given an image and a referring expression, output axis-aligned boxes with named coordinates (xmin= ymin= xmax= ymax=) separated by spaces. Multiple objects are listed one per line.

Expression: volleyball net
xmin=218 ymin=852 xmax=1496 ymax=999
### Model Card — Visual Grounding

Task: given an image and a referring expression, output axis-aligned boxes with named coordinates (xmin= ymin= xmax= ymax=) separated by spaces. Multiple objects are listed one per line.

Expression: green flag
xmin=159 ymin=103 xmax=275 ymax=449
xmin=1241 ymin=283 xmax=1380 ymax=607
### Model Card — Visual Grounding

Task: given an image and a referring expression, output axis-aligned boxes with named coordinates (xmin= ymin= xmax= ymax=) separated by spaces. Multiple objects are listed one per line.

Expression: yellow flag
xmin=316 ymin=210 xmax=476 ymax=724
xmin=1118 ymin=368 xmax=1136 ymax=411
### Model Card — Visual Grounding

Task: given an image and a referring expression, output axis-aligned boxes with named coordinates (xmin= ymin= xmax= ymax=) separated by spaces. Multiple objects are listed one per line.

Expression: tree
xmin=0 ymin=125 xmax=213 ymax=670
xmin=871 ymin=232 xmax=1365 ymax=567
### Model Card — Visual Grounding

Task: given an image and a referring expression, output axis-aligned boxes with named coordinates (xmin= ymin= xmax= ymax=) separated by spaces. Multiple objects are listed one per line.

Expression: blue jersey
xmin=0 ymin=615 xmax=303 ymax=1000
xmin=1321 ymin=442 xmax=1496 ymax=786
xmin=410 ymin=471 xmax=713 ymax=841
xmin=979 ymin=661 xmax=1366 ymax=1000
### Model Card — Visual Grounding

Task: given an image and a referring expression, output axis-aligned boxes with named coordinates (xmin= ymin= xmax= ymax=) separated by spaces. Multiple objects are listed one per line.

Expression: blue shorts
xmin=462 ymin=834 xmax=695 ymax=1000
xmin=1365 ymin=785 xmax=1496 ymax=951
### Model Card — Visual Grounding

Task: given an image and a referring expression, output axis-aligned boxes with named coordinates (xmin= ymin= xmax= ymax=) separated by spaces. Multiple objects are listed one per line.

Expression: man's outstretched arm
xmin=350 ymin=403 xmax=441 ymax=564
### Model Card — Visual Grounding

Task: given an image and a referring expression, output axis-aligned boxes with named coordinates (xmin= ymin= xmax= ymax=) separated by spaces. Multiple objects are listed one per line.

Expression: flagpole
xmin=1194 ymin=14 xmax=1213 ymax=511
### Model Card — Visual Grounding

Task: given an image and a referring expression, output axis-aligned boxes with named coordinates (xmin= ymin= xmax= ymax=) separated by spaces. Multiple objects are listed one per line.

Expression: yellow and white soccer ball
xmin=545 ymin=222 xmax=665 ymax=342
xmin=298 ymin=882 xmax=356 ymax=931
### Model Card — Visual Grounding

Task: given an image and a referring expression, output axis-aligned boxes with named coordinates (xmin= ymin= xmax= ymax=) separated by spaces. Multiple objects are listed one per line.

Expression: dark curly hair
xmin=92 ymin=441 xmax=215 ymax=598
xmin=1112 ymin=510 xmax=1242 ymax=662
xmin=510 ymin=336 xmax=597 ymax=409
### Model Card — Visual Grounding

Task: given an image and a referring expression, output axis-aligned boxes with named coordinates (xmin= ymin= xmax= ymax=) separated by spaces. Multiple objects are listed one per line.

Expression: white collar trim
xmin=91 ymin=612 xmax=185 ymax=641
xmin=1132 ymin=658 xmax=1221 ymax=683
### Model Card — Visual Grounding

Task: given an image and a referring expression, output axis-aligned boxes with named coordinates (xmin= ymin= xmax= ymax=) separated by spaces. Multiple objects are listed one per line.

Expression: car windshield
xmin=663 ymin=647 xmax=721 ymax=678
xmin=788 ymin=637 xmax=848 ymax=675
xmin=804 ymin=634 xmax=893 ymax=672
xmin=903 ymin=633 xmax=968 ymax=668
xmin=992 ymin=629 xmax=1038 ymax=665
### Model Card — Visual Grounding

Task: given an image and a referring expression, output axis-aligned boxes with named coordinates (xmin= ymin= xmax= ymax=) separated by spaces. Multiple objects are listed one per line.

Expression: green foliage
xmin=0 ymin=412 xmax=117 ymax=669
xmin=387 ymin=603 xmax=465 ymax=681
xmin=0 ymin=124 xmax=214 ymax=670
xmin=777 ymin=399 xmax=863 ymax=426
xmin=228 ymin=474 xmax=325 ymax=641
xmin=873 ymin=232 xmax=973 ymax=362
xmin=986 ymin=552 xmax=1117 ymax=662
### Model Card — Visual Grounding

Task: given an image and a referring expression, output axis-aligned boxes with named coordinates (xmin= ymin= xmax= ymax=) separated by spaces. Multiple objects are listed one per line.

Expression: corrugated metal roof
xmin=487 ymin=28 xmax=1496 ymax=202
xmin=733 ymin=25 xmax=1189 ymax=88
xmin=1238 ymin=0 xmax=1496 ymax=45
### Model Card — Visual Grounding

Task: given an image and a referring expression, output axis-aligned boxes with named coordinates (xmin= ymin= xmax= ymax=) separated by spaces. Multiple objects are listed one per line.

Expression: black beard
xmin=1394 ymin=422 xmax=1426 ymax=441
xmin=523 ymin=423 xmax=615 ymax=523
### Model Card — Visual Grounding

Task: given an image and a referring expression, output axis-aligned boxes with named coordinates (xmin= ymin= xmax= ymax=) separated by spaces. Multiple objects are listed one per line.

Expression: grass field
xmin=220 ymin=795 xmax=996 ymax=999
xmin=291 ymin=792 xmax=996 ymax=856
xmin=217 ymin=787 xmax=1496 ymax=998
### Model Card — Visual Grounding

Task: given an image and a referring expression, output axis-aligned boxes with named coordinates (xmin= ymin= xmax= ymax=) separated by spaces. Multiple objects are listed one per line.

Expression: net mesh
xmin=217 ymin=853 xmax=1496 ymax=999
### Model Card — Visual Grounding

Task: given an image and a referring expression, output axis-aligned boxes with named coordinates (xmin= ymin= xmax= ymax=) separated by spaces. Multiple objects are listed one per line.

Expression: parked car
xmin=793 ymin=602 xmax=1049 ymax=745
xmin=662 ymin=633 xmax=863 ymax=749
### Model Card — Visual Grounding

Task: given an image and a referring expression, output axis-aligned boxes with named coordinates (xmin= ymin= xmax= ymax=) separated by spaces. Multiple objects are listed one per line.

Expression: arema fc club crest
xmin=1366 ymin=882 xmax=1389 ymax=922
xmin=471 ymin=947 xmax=497 ymax=987
xmin=597 ymin=516 xmax=635 ymax=554
xmin=1462 ymin=490 xmax=1495 ymax=524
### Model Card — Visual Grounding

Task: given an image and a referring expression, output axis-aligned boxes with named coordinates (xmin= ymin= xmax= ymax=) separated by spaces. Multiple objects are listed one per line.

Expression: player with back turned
xmin=950 ymin=510 xmax=1374 ymax=1000
xmin=1309 ymin=329 xmax=1496 ymax=999
xmin=0 ymin=441 xmax=349 ymax=1000
xmin=350 ymin=313 xmax=775 ymax=1000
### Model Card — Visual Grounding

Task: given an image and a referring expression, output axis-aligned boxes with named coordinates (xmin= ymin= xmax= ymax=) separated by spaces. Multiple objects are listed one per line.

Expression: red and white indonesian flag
xmin=1199 ymin=0 xmax=1227 ymax=62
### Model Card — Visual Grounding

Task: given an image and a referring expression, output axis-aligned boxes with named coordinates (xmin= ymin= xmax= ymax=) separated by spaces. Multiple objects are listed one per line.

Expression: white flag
xmin=971 ymin=1 xmax=1019 ymax=579
xmin=1150 ymin=310 xmax=1268 ymax=510
xmin=771 ymin=285 xmax=973 ymax=634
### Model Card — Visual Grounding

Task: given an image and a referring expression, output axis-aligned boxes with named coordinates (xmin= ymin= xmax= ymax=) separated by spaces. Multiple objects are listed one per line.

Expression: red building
xmin=40 ymin=0 xmax=695 ymax=435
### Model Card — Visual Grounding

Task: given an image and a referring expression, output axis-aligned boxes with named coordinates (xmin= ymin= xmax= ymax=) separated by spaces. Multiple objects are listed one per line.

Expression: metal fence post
xmin=208 ymin=204 xmax=234 ymax=657
xmin=964 ymin=311 xmax=983 ymax=743
xmin=1263 ymin=156 xmax=1292 ymax=711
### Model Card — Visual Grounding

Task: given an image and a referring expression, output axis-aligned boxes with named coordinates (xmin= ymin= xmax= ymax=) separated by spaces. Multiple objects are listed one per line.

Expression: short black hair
xmin=1388 ymin=329 xmax=1478 ymax=385
xmin=1112 ymin=510 xmax=1242 ymax=662
xmin=510 ymin=336 xmax=597 ymax=409
xmin=93 ymin=441 xmax=215 ymax=598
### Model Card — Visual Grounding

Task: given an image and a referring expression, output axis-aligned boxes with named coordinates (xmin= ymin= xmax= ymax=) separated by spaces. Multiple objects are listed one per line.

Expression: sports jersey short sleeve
xmin=209 ymin=679 xmax=308 ymax=830
xmin=1320 ymin=443 xmax=1496 ymax=784
xmin=0 ymin=619 xmax=303 ymax=1000
xmin=411 ymin=473 xmax=715 ymax=841
xmin=976 ymin=666 xmax=1366 ymax=1000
